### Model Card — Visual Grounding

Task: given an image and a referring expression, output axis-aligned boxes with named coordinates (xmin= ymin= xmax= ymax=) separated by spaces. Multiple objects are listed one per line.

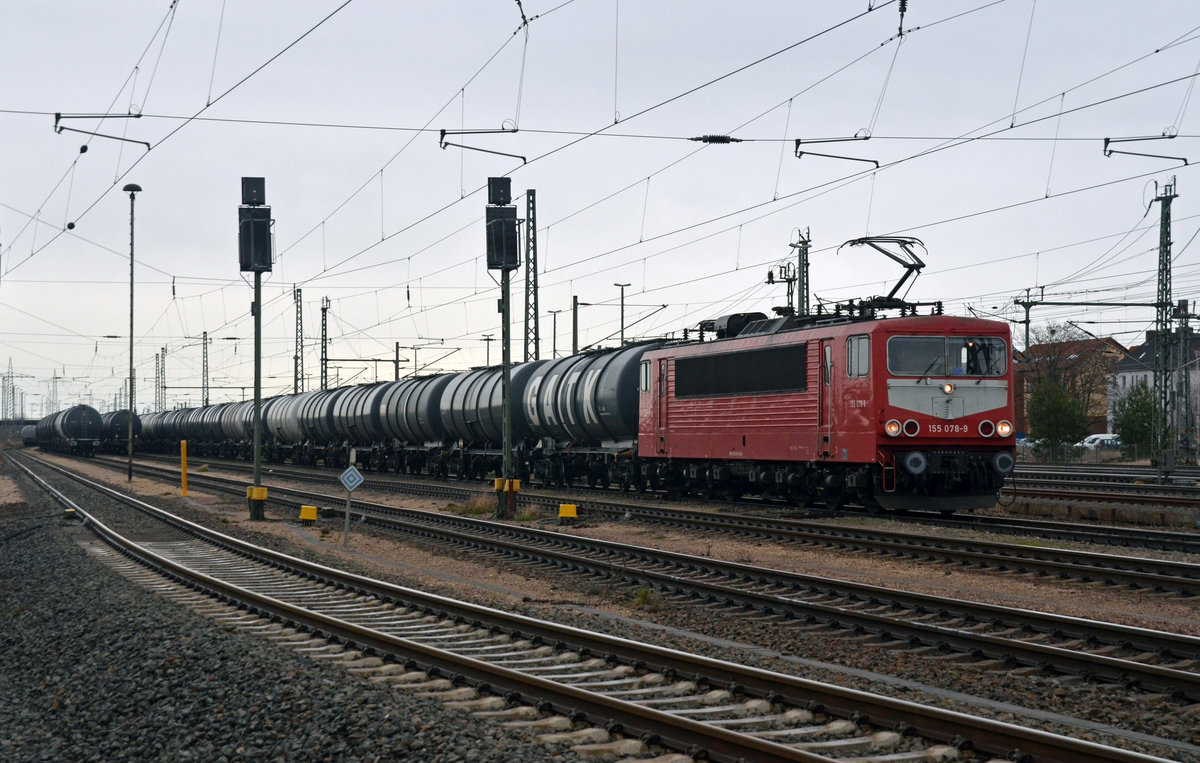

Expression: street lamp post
xmin=572 ymin=296 xmax=579 ymax=354
xmin=123 ymin=183 xmax=142 ymax=481
xmin=614 ymin=283 xmax=630 ymax=346
xmin=548 ymin=310 xmax=561 ymax=358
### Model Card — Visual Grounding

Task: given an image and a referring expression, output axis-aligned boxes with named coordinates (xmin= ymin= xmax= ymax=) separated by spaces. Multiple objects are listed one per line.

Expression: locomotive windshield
xmin=887 ymin=336 xmax=1007 ymax=377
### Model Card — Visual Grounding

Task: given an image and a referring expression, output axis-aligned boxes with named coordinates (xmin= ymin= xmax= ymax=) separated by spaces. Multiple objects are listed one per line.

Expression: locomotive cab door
xmin=819 ymin=339 xmax=833 ymax=458
xmin=655 ymin=358 xmax=668 ymax=454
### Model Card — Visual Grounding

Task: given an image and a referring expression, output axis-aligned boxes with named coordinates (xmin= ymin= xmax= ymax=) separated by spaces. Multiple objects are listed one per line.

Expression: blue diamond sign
xmin=339 ymin=465 xmax=364 ymax=492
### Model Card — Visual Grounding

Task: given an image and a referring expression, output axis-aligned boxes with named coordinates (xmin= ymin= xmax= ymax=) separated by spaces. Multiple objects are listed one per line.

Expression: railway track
xmin=822 ymin=511 xmax=1200 ymax=555
xmin=1008 ymin=464 xmax=1200 ymax=507
xmin=12 ymin=451 xmax=1178 ymax=763
xmin=103 ymin=454 xmax=1200 ymax=592
xmin=1015 ymin=464 xmax=1200 ymax=486
xmin=1003 ymin=482 xmax=1200 ymax=508
xmin=118 ymin=452 xmax=1200 ymax=553
xmin=75 ymin=454 xmax=1200 ymax=705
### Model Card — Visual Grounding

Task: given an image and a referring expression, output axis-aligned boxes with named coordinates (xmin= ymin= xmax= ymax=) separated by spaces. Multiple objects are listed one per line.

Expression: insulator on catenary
xmin=689 ymin=135 xmax=742 ymax=144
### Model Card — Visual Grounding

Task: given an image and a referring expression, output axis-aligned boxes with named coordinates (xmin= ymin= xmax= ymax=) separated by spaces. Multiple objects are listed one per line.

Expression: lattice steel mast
xmin=294 ymin=288 xmax=304 ymax=394
xmin=523 ymin=189 xmax=539 ymax=361
xmin=320 ymin=297 xmax=330 ymax=390
xmin=1153 ymin=180 xmax=1177 ymax=473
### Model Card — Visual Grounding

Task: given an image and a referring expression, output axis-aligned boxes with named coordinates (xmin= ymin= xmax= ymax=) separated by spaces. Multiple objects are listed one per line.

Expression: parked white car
xmin=1075 ymin=433 xmax=1121 ymax=450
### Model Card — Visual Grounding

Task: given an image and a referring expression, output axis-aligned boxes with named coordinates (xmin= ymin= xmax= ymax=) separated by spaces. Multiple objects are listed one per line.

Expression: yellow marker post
xmin=180 ymin=440 xmax=188 ymax=497
xmin=558 ymin=504 xmax=577 ymax=525
xmin=247 ymin=486 xmax=268 ymax=515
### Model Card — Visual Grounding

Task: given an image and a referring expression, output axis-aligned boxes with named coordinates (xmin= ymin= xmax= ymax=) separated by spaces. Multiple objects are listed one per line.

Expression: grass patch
xmin=452 ymin=494 xmax=497 ymax=516
xmin=1010 ymin=538 xmax=1051 ymax=548
xmin=632 ymin=586 xmax=661 ymax=610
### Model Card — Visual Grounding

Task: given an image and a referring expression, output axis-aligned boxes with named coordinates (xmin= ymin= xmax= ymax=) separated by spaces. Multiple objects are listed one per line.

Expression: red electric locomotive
xmin=635 ymin=239 xmax=1015 ymax=513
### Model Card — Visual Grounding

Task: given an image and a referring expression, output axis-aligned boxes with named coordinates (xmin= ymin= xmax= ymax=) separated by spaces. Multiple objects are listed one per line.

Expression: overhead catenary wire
xmin=2 ymin=0 xmax=359 ymax=280
xmin=277 ymin=0 xmax=1132 ymax=303
xmin=9 ymin=3 xmax=1200 ymax=400
xmin=1009 ymin=0 xmax=1038 ymax=128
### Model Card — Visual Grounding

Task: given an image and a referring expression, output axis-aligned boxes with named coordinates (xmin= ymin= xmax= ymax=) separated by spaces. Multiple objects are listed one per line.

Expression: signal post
xmin=485 ymin=177 xmax=520 ymax=518
xmin=238 ymin=177 xmax=272 ymax=520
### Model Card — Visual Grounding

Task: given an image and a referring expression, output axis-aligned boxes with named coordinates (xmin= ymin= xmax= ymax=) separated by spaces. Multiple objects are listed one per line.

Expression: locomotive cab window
xmin=887 ymin=336 xmax=1008 ymax=376
xmin=847 ymin=335 xmax=869 ymax=377
xmin=639 ymin=360 xmax=651 ymax=392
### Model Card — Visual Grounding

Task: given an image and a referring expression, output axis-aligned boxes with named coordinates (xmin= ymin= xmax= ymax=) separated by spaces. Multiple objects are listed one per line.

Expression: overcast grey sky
xmin=2 ymin=0 xmax=1198 ymax=415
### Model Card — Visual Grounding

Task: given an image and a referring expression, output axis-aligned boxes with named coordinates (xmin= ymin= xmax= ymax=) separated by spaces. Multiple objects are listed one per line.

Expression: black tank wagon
xmin=100 ymin=409 xmax=141 ymax=453
xmin=36 ymin=404 xmax=105 ymax=456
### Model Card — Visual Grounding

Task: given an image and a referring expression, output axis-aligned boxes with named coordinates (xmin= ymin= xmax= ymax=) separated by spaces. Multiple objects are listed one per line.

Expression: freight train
xmin=133 ymin=308 xmax=1015 ymax=513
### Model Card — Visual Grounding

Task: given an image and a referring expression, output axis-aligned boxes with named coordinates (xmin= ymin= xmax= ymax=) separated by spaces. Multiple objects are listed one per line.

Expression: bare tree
xmin=1024 ymin=323 xmax=1122 ymax=435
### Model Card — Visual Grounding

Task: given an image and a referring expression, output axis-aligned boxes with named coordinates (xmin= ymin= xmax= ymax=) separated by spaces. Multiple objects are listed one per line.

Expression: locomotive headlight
xmin=903 ymin=419 xmax=920 ymax=437
xmin=996 ymin=420 xmax=1013 ymax=437
xmin=941 ymin=382 xmax=954 ymax=394
xmin=885 ymin=419 xmax=902 ymax=437
xmin=978 ymin=420 xmax=995 ymax=437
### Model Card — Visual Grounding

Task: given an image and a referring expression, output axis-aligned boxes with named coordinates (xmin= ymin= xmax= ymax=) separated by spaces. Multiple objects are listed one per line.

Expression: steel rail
xmin=73 ymin=455 xmax=1200 ymax=702
xmin=100 ymin=454 xmax=1200 ymax=591
xmin=10 ymin=451 xmax=1175 ymax=763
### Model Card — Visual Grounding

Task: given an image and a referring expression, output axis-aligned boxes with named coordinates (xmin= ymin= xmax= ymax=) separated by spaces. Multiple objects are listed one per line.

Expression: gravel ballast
xmin=7 ymin=451 xmax=1200 ymax=761
xmin=0 ymin=465 xmax=580 ymax=762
